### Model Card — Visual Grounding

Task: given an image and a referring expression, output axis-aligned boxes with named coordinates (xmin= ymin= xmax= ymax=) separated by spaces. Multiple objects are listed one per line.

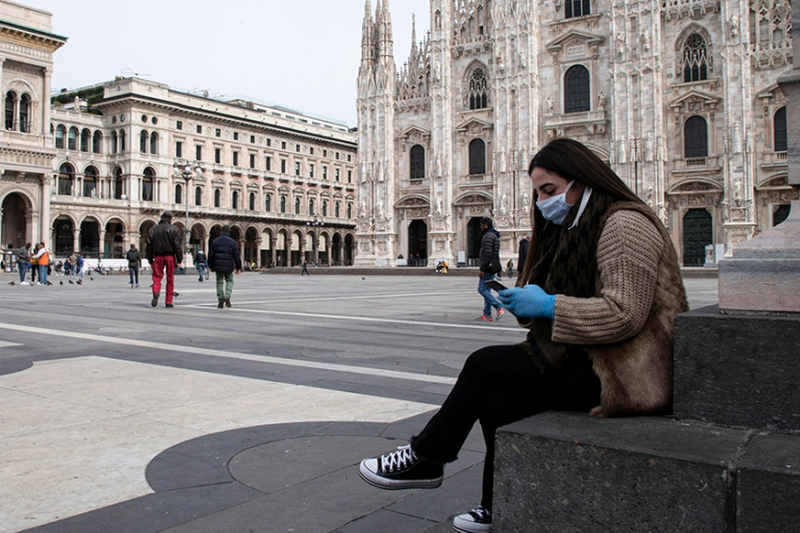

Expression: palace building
xmin=1 ymin=1 xmax=358 ymax=267
xmin=355 ymin=0 xmax=795 ymax=267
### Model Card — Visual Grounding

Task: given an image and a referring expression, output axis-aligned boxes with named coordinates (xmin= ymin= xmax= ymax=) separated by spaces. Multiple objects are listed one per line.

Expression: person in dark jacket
xmin=17 ymin=242 xmax=31 ymax=284
xmin=476 ymin=217 xmax=505 ymax=322
xmin=208 ymin=224 xmax=242 ymax=308
xmin=146 ymin=211 xmax=183 ymax=308
xmin=194 ymin=249 xmax=209 ymax=282
xmin=517 ymin=235 xmax=530 ymax=277
xmin=126 ymin=244 xmax=142 ymax=288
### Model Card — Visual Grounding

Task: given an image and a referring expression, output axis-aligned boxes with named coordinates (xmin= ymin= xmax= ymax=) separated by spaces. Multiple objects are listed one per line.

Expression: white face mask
xmin=536 ymin=180 xmax=575 ymax=225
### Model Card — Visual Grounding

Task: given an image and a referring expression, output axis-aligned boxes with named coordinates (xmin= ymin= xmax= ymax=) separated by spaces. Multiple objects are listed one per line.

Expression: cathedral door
xmin=467 ymin=217 xmax=483 ymax=266
xmin=1 ymin=193 xmax=27 ymax=250
xmin=682 ymin=208 xmax=712 ymax=267
xmin=408 ymin=220 xmax=428 ymax=261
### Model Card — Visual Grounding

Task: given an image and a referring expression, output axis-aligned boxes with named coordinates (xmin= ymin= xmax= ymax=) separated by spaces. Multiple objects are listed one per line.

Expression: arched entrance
xmin=80 ymin=218 xmax=100 ymax=257
xmin=1 ymin=192 xmax=29 ymax=250
xmin=331 ymin=233 xmax=342 ymax=266
xmin=344 ymin=234 xmax=354 ymax=266
xmin=105 ymin=219 xmax=125 ymax=258
xmin=53 ymin=217 xmax=75 ymax=256
xmin=190 ymin=223 xmax=205 ymax=255
xmin=290 ymin=231 xmax=302 ymax=266
xmin=467 ymin=217 xmax=484 ymax=266
xmin=261 ymin=229 xmax=273 ymax=266
xmin=683 ymin=208 xmax=712 ymax=267
xmin=244 ymin=227 xmax=259 ymax=265
xmin=408 ymin=219 xmax=428 ymax=263
xmin=139 ymin=220 xmax=157 ymax=255
xmin=276 ymin=231 xmax=287 ymax=266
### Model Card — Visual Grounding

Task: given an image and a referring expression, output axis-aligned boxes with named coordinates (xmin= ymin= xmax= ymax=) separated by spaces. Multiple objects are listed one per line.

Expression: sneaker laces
xmin=469 ymin=506 xmax=491 ymax=521
xmin=380 ymin=444 xmax=418 ymax=473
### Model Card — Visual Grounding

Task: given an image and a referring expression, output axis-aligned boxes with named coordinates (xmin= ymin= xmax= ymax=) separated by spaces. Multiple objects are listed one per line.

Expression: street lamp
xmin=305 ymin=216 xmax=324 ymax=265
xmin=172 ymin=159 xmax=203 ymax=257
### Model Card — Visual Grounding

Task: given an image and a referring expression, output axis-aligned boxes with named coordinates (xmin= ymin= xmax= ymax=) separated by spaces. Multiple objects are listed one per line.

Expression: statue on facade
xmin=641 ymin=28 xmax=651 ymax=52
xmin=521 ymin=191 xmax=530 ymax=212
xmin=598 ymin=91 xmax=606 ymax=110
xmin=546 ymin=95 xmax=554 ymax=115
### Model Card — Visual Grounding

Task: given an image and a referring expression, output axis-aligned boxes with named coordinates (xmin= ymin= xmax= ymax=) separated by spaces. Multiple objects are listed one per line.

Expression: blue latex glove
xmin=496 ymin=284 xmax=556 ymax=319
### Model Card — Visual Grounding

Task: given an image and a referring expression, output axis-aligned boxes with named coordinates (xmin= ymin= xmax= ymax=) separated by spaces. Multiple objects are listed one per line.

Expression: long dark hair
xmin=520 ymin=138 xmax=648 ymax=282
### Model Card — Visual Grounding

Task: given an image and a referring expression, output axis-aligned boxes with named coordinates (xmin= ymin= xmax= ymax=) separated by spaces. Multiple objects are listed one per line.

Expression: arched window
xmin=195 ymin=186 xmax=202 ymax=206
xmin=119 ymin=129 xmax=126 ymax=152
xmin=175 ymin=183 xmax=183 ymax=205
xmin=280 ymin=195 xmax=287 ymax=213
xmin=469 ymin=68 xmax=488 ymax=110
xmin=309 ymin=198 xmax=315 ymax=216
xmin=335 ymin=201 xmax=341 ymax=218
xmin=80 ymin=129 xmax=91 ymax=152
xmin=68 ymin=127 xmax=78 ymax=151
xmin=55 ymin=124 xmax=66 ymax=149
xmin=347 ymin=203 xmax=352 ymax=219
xmin=265 ymin=193 xmax=272 ymax=212
xmin=5 ymin=91 xmax=16 ymax=130
xmin=113 ymin=167 xmax=124 ymax=199
xmin=214 ymin=189 xmax=221 ymax=208
xmin=150 ymin=132 xmax=158 ymax=154
xmin=774 ymin=107 xmax=787 ymax=152
xmin=295 ymin=197 xmax=301 ymax=215
xmin=232 ymin=190 xmax=239 ymax=209
xmin=83 ymin=166 xmax=98 ymax=197
xmin=249 ymin=192 xmax=256 ymax=211
xmin=111 ymin=131 xmax=118 ymax=154
xmin=322 ymin=200 xmax=328 ymax=217
xmin=683 ymin=33 xmax=709 ymax=82
xmin=565 ymin=0 xmax=590 ymax=18
xmin=142 ymin=167 xmax=155 ymax=201
xmin=684 ymin=116 xmax=708 ymax=159
xmin=19 ymin=94 xmax=30 ymax=133
xmin=469 ymin=138 xmax=486 ymax=175
xmin=58 ymin=163 xmax=74 ymax=195
xmin=92 ymin=131 xmax=103 ymax=154
xmin=140 ymin=130 xmax=148 ymax=153
xmin=410 ymin=144 xmax=425 ymax=179
xmin=564 ymin=65 xmax=590 ymax=113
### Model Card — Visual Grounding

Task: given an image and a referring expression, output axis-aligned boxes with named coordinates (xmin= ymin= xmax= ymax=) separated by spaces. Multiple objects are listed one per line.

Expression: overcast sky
xmin=27 ymin=0 xmax=431 ymax=127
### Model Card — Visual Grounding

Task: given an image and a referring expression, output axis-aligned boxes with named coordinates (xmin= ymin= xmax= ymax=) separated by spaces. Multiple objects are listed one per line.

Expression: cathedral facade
xmin=355 ymin=0 xmax=795 ymax=268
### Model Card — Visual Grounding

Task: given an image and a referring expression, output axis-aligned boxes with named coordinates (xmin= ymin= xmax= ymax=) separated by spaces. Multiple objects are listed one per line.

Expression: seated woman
xmin=358 ymin=138 xmax=688 ymax=533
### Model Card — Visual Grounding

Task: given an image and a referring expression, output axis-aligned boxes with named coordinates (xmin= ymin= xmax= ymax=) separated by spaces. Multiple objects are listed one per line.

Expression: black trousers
xmin=411 ymin=343 xmax=601 ymax=510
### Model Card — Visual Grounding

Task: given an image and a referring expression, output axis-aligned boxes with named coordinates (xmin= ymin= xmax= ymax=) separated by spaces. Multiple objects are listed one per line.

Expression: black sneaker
xmin=151 ymin=293 xmax=159 ymax=307
xmin=452 ymin=506 xmax=492 ymax=533
xmin=217 ymin=301 xmax=224 ymax=309
xmin=165 ymin=303 xmax=174 ymax=308
xmin=359 ymin=444 xmax=443 ymax=489
xmin=225 ymin=297 xmax=231 ymax=308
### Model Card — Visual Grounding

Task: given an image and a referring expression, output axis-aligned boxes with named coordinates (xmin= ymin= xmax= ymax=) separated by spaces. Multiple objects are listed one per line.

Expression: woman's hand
xmin=496 ymin=285 xmax=556 ymax=319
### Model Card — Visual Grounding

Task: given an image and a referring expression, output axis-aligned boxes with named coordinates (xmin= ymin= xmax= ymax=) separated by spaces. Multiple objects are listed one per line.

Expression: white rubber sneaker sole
xmin=358 ymin=458 xmax=443 ymax=490
xmin=452 ymin=512 xmax=492 ymax=533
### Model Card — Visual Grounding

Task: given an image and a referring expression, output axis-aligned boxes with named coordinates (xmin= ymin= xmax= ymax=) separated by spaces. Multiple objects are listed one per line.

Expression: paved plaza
xmin=0 ymin=270 xmax=718 ymax=533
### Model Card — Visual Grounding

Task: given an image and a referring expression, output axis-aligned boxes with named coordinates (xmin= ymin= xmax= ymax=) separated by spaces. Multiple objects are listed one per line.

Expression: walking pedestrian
xmin=358 ymin=138 xmax=689 ymax=533
xmin=146 ymin=211 xmax=182 ymax=308
xmin=208 ymin=224 xmax=241 ymax=308
xmin=517 ymin=235 xmax=530 ymax=277
xmin=476 ymin=217 xmax=505 ymax=322
xmin=32 ymin=242 xmax=50 ymax=285
xmin=194 ymin=249 xmax=209 ymax=282
xmin=75 ymin=254 xmax=84 ymax=278
xmin=126 ymin=244 xmax=141 ymax=288
xmin=16 ymin=243 xmax=31 ymax=285
xmin=301 ymin=260 xmax=310 ymax=276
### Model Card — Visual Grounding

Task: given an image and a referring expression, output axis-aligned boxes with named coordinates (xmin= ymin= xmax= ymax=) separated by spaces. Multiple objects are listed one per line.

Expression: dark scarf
xmin=518 ymin=188 xmax=615 ymax=372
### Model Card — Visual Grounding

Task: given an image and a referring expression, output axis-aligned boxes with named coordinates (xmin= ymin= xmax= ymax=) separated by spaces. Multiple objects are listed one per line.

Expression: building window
xmin=347 ymin=203 xmax=352 ymax=219
xmin=175 ymin=183 xmax=183 ymax=204
xmin=142 ymin=167 xmax=155 ymax=201
xmin=119 ymin=130 xmax=126 ymax=152
xmin=335 ymin=168 xmax=340 ymax=181
xmin=295 ymin=161 xmax=301 ymax=176
xmin=310 ymin=147 xmax=314 ymax=155
xmin=469 ymin=68 xmax=488 ymax=110
xmin=140 ymin=130 xmax=148 ymax=153
xmin=335 ymin=202 xmax=340 ymax=218
xmin=92 ymin=131 xmax=103 ymax=154
xmin=410 ymin=145 xmax=425 ymax=179
xmin=250 ymin=153 xmax=256 ymax=168
xmin=19 ymin=94 xmax=29 ymax=133
xmin=196 ymin=124 xmax=202 ymax=134
xmin=68 ymin=127 xmax=78 ymax=151
xmin=309 ymin=198 xmax=315 ymax=216
xmin=215 ymin=128 xmax=221 ymax=137
xmin=348 ymin=170 xmax=352 ymax=183
xmin=233 ymin=132 xmax=239 ymax=141
xmin=113 ymin=167 xmax=124 ymax=199
xmin=55 ymin=124 xmax=66 ymax=149
xmin=280 ymin=196 xmax=287 ymax=213
xmin=469 ymin=138 xmax=486 ymax=175
xmin=195 ymin=186 xmax=202 ymax=206
xmin=250 ymin=135 xmax=255 ymax=143
xmin=214 ymin=188 xmax=221 ymax=207
xmin=296 ymin=144 xmax=301 ymax=152
xmin=215 ymin=147 xmax=221 ymax=164
xmin=266 ymin=138 xmax=271 ymax=147
xmin=176 ymin=141 xmax=183 ymax=158
xmin=309 ymin=163 xmax=315 ymax=178
xmin=196 ymin=145 xmax=203 ymax=161
xmin=233 ymin=151 xmax=239 ymax=166
xmin=58 ymin=163 xmax=74 ymax=195
xmin=232 ymin=190 xmax=239 ymax=209
xmin=684 ymin=116 xmax=709 ymax=159
xmin=265 ymin=193 xmax=272 ymax=211
xmin=176 ymin=120 xmax=183 ymax=130
xmin=322 ymin=200 xmax=328 ymax=217
xmin=683 ymin=33 xmax=709 ymax=83
xmin=294 ymin=197 xmax=301 ymax=214
xmin=322 ymin=166 xmax=328 ymax=180
xmin=564 ymin=65 xmax=590 ymax=113
xmin=81 ymin=129 xmax=91 ymax=152
xmin=266 ymin=156 xmax=272 ymax=171
xmin=150 ymin=132 xmax=158 ymax=154
xmin=83 ymin=166 xmax=98 ymax=197
xmin=281 ymin=141 xmax=286 ymax=149
xmin=774 ymin=106 xmax=787 ymax=152
xmin=111 ymin=131 xmax=117 ymax=154
xmin=5 ymin=91 xmax=16 ymax=130
xmin=249 ymin=192 xmax=256 ymax=210
xmin=281 ymin=159 xmax=287 ymax=173
xmin=565 ymin=0 xmax=590 ymax=18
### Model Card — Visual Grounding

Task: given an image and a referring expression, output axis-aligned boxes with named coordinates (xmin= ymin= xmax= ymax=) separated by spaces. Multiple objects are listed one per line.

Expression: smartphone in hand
xmin=484 ymin=279 xmax=508 ymax=292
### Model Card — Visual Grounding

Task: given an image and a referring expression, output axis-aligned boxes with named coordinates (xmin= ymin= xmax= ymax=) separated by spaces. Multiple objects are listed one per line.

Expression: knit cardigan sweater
xmin=536 ymin=206 xmax=688 ymax=417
